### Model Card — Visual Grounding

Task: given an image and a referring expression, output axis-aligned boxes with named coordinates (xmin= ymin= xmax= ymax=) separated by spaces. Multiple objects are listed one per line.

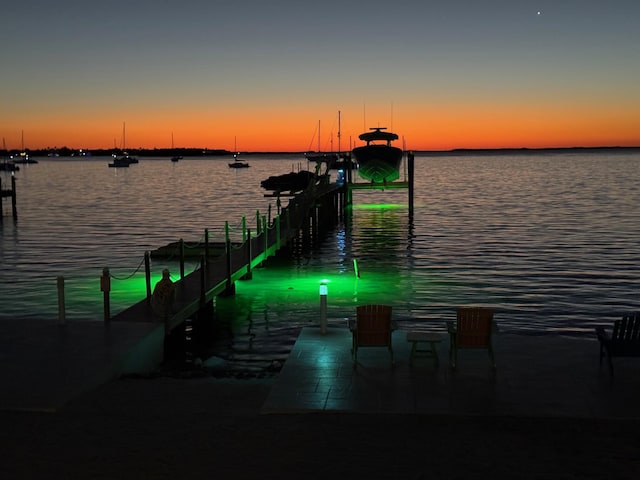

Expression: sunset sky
xmin=1 ymin=0 xmax=639 ymax=152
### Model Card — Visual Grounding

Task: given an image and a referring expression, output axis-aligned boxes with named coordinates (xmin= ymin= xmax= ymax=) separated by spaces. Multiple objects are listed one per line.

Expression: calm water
xmin=2 ymin=152 xmax=639 ymax=369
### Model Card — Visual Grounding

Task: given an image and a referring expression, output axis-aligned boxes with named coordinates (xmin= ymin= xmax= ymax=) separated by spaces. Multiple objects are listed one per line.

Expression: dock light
xmin=319 ymin=280 xmax=328 ymax=334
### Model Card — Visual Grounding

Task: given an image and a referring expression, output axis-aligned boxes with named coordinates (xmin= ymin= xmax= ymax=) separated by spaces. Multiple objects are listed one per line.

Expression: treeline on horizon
xmin=2 ymin=145 xmax=639 ymax=158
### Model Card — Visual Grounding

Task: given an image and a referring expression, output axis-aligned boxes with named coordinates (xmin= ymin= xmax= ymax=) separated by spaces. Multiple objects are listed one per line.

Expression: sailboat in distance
xmin=304 ymin=119 xmax=338 ymax=164
xmin=171 ymin=132 xmax=182 ymax=162
xmin=109 ymin=122 xmax=138 ymax=167
xmin=228 ymin=136 xmax=250 ymax=168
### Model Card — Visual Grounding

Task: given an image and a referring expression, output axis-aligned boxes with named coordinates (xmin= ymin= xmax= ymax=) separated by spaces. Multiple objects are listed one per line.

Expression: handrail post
xmin=275 ymin=214 xmax=281 ymax=250
xmin=245 ymin=228 xmax=253 ymax=279
xmin=262 ymin=215 xmax=268 ymax=258
xmin=57 ymin=276 xmax=66 ymax=325
xmin=226 ymin=236 xmax=232 ymax=292
xmin=256 ymin=210 xmax=261 ymax=235
xmin=100 ymin=267 xmax=111 ymax=323
xmin=242 ymin=216 xmax=247 ymax=243
xmin=144 ymin=251 xmax=152 ymax=301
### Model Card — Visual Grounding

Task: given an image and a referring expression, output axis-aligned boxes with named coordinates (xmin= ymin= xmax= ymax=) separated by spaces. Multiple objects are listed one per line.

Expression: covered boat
xmin=352 ymin=127 xmax=403 ymax=183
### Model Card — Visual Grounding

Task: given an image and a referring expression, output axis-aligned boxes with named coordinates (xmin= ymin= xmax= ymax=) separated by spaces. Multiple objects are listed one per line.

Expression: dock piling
xmin=101 ymin=267 xmax=111 ymax=323
xmin=57 ymin=276 xmax=66 ymax=324
xmin=144 ymin=251 xmax=151 ymax=301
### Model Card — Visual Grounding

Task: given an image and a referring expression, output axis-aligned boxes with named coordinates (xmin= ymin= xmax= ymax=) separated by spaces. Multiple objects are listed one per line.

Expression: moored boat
xmin=229 ymin=153 xmax=250 ymax=168
xmin=351 ymin=127 xmax=403 ymax=183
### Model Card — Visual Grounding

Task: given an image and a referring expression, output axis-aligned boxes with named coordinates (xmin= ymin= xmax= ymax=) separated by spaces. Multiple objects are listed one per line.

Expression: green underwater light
xmin=354 ymin=203 xmax=406 ymax=210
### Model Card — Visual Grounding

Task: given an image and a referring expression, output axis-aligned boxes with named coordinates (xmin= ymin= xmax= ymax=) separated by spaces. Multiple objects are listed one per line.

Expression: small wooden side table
xmin=407 ymin=332 xmax=444 ymax=367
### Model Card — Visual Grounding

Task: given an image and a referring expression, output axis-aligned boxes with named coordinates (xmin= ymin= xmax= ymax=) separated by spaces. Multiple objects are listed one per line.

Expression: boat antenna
xmin=363 ymin=103 xmax=366 ymax=132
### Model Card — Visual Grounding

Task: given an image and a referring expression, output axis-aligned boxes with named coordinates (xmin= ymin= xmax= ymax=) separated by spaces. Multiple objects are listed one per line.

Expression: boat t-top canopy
xmin=358 ymin=127 xmax=399 ymax=145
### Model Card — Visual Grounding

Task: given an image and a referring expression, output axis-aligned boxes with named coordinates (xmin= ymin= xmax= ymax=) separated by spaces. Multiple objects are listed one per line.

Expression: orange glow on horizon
xmin=2 ymin=102 xmax=638 ymax=152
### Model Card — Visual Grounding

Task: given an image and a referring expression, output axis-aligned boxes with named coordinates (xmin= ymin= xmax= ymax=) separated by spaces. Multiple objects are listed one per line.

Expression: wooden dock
xmin=110 ymin=152 xmax=415 ymax=341
xmin=110 ymin=181 xmax=344 ymax=334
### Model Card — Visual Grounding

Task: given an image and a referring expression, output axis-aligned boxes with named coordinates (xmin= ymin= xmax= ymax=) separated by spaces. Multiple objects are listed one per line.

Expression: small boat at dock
xmin=352 ymin=127 xmax=403 ymax=183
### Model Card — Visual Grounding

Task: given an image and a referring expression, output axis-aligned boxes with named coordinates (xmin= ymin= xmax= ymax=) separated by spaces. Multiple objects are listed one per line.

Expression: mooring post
xmin=11 ymin=175 xmax=17 ymax=221
xmin=101 ymin=267 xmax=111 ymax=323
xmin=408 ymin=151 xmax=415 ymax=219
xmin=179 ymin=238 xmax=185 ymax=279
xmin=144 ymin=251 xmax=151 ymax=301
xmin=57 ymin=276 xmax=66 ymax=325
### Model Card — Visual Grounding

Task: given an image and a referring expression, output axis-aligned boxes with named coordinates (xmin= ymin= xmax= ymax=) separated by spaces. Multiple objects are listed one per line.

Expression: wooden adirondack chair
xmin=595 ymin=312 xmax=640 ymax=375
xmin=447 ymin=307 xmax=496 ymax=369
xmin=351 ymin=305 xmax=394 ymax=367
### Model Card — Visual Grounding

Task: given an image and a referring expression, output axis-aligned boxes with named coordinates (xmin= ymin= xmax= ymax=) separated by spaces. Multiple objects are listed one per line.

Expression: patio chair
xmin=447 ymin=307 xmax=497 ymax=369
xmin=595 ymin=312 xmax=640 ymax=375
xmin=351 ymin=304 xmax=394 ymax=368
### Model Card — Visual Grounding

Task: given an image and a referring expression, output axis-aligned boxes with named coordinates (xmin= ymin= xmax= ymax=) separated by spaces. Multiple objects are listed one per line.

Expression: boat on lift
xmin=351 ymin=127 xmax=403 ymax=183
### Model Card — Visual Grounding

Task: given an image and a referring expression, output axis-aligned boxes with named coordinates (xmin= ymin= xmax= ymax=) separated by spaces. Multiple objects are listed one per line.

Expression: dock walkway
xmin=112 ymin=182 xmax=342 ymax=332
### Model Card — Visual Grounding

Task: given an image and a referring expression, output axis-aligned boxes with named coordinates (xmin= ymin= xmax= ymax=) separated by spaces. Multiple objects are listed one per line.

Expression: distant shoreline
xmin=3 ymin=145 xmax=639 ymax=158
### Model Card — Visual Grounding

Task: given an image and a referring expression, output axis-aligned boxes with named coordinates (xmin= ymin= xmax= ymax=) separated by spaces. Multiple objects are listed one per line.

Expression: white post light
xmin=319 ymin=280 xmax=328 ymax=334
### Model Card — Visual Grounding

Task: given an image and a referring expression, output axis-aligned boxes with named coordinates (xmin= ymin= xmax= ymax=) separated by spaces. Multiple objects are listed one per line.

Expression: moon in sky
xmin=537 ymin=11 xmax=542 ymax=15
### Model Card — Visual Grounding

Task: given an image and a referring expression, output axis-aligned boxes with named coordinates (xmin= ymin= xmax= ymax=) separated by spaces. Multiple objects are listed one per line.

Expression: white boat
xmin=351 ymin=127 xmax=403 ymax=183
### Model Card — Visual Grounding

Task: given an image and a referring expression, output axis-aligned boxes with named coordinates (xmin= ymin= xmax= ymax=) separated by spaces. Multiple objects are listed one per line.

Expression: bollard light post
xmin=319 ymin=280 xmax=328 ymax=334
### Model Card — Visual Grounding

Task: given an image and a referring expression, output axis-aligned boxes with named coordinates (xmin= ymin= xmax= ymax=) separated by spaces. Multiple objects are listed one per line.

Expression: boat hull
xmin=352 ymin=145 xmax=403 ymax=182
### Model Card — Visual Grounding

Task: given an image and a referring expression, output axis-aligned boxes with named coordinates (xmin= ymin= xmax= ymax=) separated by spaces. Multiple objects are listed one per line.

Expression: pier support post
xmin=144 ymin=251 xmax=151 ymax=301
xmin=204 ymin=228 xmax=210 ymax=265
xmin=408 ymin=151 xmax=415 ymax=219
xmin=57 ymin=276 xmax=66 ymax=325
xmin=199 ymin=255 xmax=206 ymax=305
xmin=101 ymin=267 xmax=111 ymax=323
xmin=179 ymin=238 xmax=185 ymax=279
xmin=11 ymin=175 xmax=17 ymax=221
